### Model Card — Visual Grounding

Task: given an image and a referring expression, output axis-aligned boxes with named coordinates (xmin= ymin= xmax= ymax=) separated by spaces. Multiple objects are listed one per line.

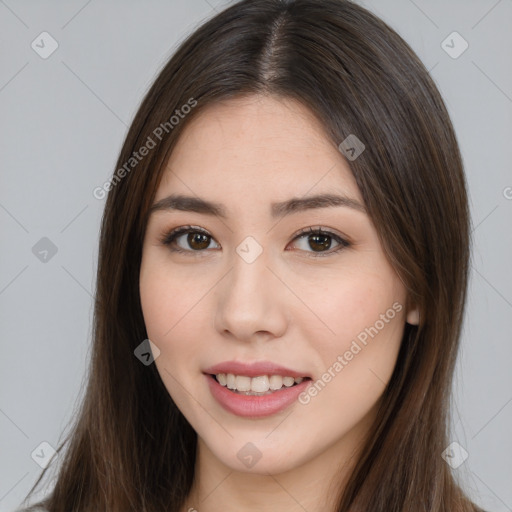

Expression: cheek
xmin=139 ymin=262 xmax=206 ymax=409
xmin=139 ymin=255 xmax=209 ymax=342
xmin=139 ymin=255 xmax=217 ymax=383
xmin=297 ymin=265 xmax=405 ymax=397
xmin=140 ymin=273 xmax=173 ymax=342
xmin=300 ymin=265 xmax=404 ymax=341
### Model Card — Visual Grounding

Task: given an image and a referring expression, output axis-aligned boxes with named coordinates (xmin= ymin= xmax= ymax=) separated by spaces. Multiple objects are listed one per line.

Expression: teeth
xmin=214 ymin=373 xmax=306 ymax=393
xmin=269 ymin=375 xmax=283 ymax=390
xmin=251 ymin=375 xmax=269 ymax=392
xmin=226 ymin=373 xmax=236 ymax=389
xmin=283 ymin=376 xmax=295 ymax=387
xmin=235 ymin=375 xmax=251 ymax=392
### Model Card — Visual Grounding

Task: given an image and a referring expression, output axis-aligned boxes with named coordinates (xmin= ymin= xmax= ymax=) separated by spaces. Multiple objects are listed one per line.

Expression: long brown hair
xmin=20 ymin=0 xmax=485 ymax=510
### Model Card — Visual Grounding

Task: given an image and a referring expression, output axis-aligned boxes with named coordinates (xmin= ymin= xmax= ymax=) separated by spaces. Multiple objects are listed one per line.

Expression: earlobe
xmin=406 ymin=307 xmax=420 ymax=325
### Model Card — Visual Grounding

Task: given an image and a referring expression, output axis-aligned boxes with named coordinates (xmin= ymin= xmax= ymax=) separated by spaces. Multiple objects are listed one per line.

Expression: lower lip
xmin=205 ymin=374 xmax=311 ymax=418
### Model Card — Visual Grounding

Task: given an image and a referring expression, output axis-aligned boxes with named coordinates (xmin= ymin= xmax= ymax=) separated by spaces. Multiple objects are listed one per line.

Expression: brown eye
xmin=290 ymin=227 xmax=350 ymax=257
xmin=308 ymin=233 xmax=332 ymax=251
xmin=186 ymin=232 xmax=211 ymax=250
xmin=160 ymin=225 xmax=349 ymax=258
xmin=161 ymin=226 xmax=219 ymax=254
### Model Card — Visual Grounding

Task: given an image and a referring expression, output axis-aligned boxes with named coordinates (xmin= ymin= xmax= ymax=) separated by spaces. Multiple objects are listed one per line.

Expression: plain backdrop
xmin=0 ymin=1 xmax=511 ymax=511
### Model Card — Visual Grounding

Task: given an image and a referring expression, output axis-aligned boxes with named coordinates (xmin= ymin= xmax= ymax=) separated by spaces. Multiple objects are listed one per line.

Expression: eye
xmin=288 ymin=226 xmax=350 ymax=257
xmin=159 ymin=225 xmax=350 ymax=257
xmin=160 ymin=225 xmax=219 ymax=254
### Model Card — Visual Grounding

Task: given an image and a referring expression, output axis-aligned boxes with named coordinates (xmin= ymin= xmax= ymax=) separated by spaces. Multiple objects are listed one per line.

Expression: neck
xmin=181 ymin=420 xmax=371 ymax=512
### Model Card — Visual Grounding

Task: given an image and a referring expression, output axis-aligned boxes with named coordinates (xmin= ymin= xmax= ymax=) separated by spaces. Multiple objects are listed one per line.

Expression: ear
xmin=406 ymin=304 xmax=420 ymax=325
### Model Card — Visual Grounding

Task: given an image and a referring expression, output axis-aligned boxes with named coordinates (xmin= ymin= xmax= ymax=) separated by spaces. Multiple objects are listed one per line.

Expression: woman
xmin=19 ymin=0 xmax=487 ymax=510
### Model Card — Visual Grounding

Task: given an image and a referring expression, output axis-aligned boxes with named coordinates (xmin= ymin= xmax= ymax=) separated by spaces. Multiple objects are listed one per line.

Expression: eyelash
xmin=159 ymin=225 xmax=350 ymax=258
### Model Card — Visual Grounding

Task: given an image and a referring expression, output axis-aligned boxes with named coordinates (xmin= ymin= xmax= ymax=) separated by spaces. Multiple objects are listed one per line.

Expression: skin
xmin=139 ymin=94 xmax=419 ymax=512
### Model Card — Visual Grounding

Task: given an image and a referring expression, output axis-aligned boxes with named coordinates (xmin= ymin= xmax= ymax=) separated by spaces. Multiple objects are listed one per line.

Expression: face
xmin=139 ymin=94 xmax=417 ymax=477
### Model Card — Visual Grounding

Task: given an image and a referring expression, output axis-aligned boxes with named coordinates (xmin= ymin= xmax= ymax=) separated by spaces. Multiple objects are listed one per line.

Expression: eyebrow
xmin=149 ymin=193 xmax=366 ymax=219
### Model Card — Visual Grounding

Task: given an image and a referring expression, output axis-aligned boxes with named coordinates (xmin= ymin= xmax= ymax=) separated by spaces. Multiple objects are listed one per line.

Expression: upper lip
xmin=203 ymin=360 xmax=312 ymax=379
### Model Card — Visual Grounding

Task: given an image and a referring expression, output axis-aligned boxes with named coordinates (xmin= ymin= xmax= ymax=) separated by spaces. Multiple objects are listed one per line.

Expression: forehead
xmin=157 ymin=94 xmax=362 ymax=206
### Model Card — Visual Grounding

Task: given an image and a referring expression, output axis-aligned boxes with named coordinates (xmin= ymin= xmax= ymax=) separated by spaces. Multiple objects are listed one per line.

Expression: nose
xmin=213 ymin=246 xmax=289 ymax=343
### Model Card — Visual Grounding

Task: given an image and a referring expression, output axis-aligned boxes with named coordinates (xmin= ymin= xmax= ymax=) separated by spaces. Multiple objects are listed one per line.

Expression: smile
xmin=214 ymin=373 xmax=305 ymax=395
xmin=205 ymin=373 xmax=312 ymax=418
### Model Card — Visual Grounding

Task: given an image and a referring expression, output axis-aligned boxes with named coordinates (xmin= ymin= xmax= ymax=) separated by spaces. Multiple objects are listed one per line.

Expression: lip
xmin=203 ymin=360 xmax=312 ymax=379
xmin=205 ymin=373 xmax=312 ymax=418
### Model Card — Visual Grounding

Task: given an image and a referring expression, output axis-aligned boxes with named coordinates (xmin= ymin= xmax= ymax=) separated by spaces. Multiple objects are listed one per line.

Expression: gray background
xmin=0 ymin=0 xmax=511 ymax=511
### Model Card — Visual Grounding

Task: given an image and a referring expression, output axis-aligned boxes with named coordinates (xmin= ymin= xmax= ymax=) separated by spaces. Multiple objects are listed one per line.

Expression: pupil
xmin=310 ymin=234 xmax=330 ymax=251
xmin=188 ymin=233 xmax=210 ymax=250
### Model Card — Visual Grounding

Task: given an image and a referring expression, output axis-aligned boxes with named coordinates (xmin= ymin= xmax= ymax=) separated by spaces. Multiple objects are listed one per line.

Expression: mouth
xmin=204 ymin=371 xmax=313 ymax=418
xmin=208 ymin=373 xmax=311 ymax=396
